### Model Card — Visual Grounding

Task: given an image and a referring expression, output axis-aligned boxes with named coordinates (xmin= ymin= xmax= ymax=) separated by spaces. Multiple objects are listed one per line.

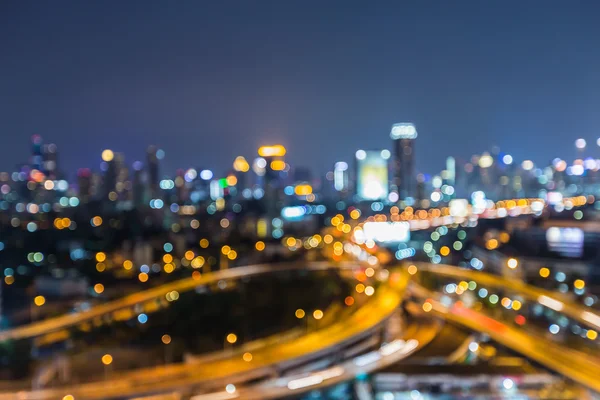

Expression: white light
xmin=361 ymin=221 xmax=410 ymax=243
xmin=390 ymin=123 xmax=418 ymax=139
xmin=449 ymin=199 xmax=468 ymax=217
xmin=530 ymin=200 xmax=544 ymax=213
xmin=538 ymin=295 xmax=564 ymax=312
xmin=286 ymin=367 xmax=344 ymax=390
xmin=256 ymin=157 xmax=267 ymax=168
xmin=185 ymin=168 xmax=197 ymax=181
xmin=468 ymin=342 xmax=479 ymax=352
xmin=549 ymin=324 xmax=560 ymax=334
xmin=445 ymin=283 xmax=456 ymax=294
xmin=334 ymin=161 xmax=348 ymax=171
xmin=410 ymin=390 xmax=422 ymax=400
xmin=381 ymin=149 xmax=391 ymax=160
xmin=318 ymin=366 xmax=344 ymax=380
xmin=200 ymin=170 xmax=213 ymax=180
xmin=575 ymin=138 xmax=587 ymax=149
xmin=353 ymin=351 xmax=381 ymax=366
xmin=355 ymin=150 xmax=366 ymax=160
xmin=582 ymin=311 xmax=600 ymax=329
xmin=597 ymin=138 xmax=600 ymax=147
xmin=502 ymin=154 xmax=513 ymax=165
xmin=478 ymin=153 xmax=493 ymax=168
xmin=225 ymin=384 xmax=236 ymax=394
xmin=364 ymin=181 xmax=386 ymax=199
xmin=380 ymin=339 xmax=406 ymax=356
xmin=190 ymin=392 xmax=239 ymax=400
xmin=522 ymin=160 xmax=534 ymax=170
xmin=388 ymin=192 xmax=399 ymax=202
xmin=281 ymin=206 xmax=306 ymax=220
xmin=502 ymin=378 xmax=514 ymax=390
xmin=430 ymin=192 xmax=441 ymax=202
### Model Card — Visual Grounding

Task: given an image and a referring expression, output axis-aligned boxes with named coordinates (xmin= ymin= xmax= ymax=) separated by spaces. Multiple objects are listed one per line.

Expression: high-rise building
xmin=355 ymin=149 xmax=390 ymax=201
xmin=445 ymin=157 xmax=456 ymax=186
xmin=132 ymin=161 xmax=145 ymax=206
xmin=146 ymin=145 xmax=162 ymax=199
xmin=390 ymin=123 xmax=417 ymax=200
xmin=31 ymin=135 xmax=44 ymax=172
xmin=258 ymin=145 xmax=286 ymax=213
xmin=101 ymin=150 xmax=125 ymax=201
xmin=293 ymin=166 xmax=312 ymax=183
xmin=42 ymin=143 xmax=58 ymax=178
xmin=77 ymin=168 xmax=92 ymax=202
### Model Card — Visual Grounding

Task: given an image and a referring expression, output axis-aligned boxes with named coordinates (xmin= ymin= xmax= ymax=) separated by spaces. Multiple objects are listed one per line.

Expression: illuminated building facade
xmin=355 ymin=149 xmax=389 ymax=201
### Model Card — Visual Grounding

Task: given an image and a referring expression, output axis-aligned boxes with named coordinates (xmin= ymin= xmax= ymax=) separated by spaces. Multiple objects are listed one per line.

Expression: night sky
xmin=2 ymin=1 xmax=600 ymax=179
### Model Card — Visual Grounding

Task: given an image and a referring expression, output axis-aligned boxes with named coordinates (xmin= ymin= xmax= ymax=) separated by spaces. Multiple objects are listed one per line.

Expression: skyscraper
xmin=390 ymin=123 xmax=417 ymax=200
xmin=258 ymin=145 xmax=286 ymax=214
xmin=77 ymin=168 xmax=92 ymax=202
xmin=132 ymin=161 xmax=145 ymax=206
xmin=30 ymin=135 xmax=43 ymax=172
xmin=146 ymin=146 xmax=162 ymax=199
xmin=42 ymin=143 xmax=58 ymax=179
xmin=355 ymin=149 xmax=389 ymax=201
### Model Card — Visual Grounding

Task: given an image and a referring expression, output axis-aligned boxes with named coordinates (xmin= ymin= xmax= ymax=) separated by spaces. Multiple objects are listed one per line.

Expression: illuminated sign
xmin=390 ymin=123 xmax=418 ymax=140
xmin=358 ymin=221 xmax=410 ymax=243
xmin=546 ymin=227 xmax=584 ymax=258
xmin=356 ymin=151 xmax=389 ymax=201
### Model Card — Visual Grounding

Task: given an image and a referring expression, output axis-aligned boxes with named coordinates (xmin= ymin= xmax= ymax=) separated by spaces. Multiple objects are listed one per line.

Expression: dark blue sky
xmin=1 ymin=1 xmax=600 ymax=178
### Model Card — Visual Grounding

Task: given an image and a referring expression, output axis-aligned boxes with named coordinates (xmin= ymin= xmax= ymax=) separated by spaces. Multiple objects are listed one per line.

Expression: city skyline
xmin=2 ymin=1 xmax=600 ymax=175
xmin=1 ymin=3 xmax=600 ymax=398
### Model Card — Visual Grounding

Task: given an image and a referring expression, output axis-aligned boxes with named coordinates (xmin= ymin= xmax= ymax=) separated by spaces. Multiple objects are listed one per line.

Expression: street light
xmin=161 ymin=334 xmax=172 ymax=364
xmin=224 ymin=333 xmax=237 ymax=353
xmin=32 ymin=296 xmax=45 ymax=322
xmin=310 ymin=309 xmax=324 ymax=332
xmin=226 ymin=333 xmax=237 ymax=344
xmin=101 ymin=354 xmax=112 ymax=365
xmin=101 ymin=354 xmax=113 ymax=380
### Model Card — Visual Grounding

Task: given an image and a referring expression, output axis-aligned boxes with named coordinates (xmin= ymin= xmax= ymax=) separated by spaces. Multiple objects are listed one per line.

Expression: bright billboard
xmin=356 ymin=221 xmax=410 ymax=244
xmin=356 ymin=150 xmax=389 ymax=201
xmin=546 ymin=227 xmax=584 ymax=258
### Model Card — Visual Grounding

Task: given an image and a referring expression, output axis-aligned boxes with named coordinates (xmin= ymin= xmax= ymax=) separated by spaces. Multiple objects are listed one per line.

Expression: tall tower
xmin=132 ymin=161 xmax=145 ymax=206
xmin=31 ymin=135 xmax=44 ymax=172
xmin=146 ymin=146 xmax=161 ymax=199
xmin=42 ymin=143 xmax=58 ymax=178
xmin=390 ymin=123 xmax=417 ymax=200
xmin=77 ymin=168 xmax=92 ymax=202
xmin=258 ymin=145 xmax=286 ymax=214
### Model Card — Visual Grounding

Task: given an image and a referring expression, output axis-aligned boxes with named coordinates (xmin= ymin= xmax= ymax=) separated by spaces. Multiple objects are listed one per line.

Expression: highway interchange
xmin=0 ymin=197 xmax=598 ymax=399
